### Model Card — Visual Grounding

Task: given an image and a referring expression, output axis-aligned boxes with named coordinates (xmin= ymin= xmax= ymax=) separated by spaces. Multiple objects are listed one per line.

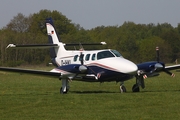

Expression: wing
xmin=0 ymin=67 xmax=61 ymax=77
xmin=165 ymin=64 xmax=180 ymax=70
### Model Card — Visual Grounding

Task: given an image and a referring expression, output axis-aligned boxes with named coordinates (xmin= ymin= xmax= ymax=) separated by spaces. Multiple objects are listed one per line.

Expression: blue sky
xmin=1 ymin=0 xmax=180 ymax=29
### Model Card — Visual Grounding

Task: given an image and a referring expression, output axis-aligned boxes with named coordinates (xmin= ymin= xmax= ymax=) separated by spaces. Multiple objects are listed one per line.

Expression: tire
xmin=132 ymin=84 xmax=140 ymax=92
xmin=60 ymin=87 xmax=67 ymax=94
xmin=120 ymin=85 xmax=127 ymax=93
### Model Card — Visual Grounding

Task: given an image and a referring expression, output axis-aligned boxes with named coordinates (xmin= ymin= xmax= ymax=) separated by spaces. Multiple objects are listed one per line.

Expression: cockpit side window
xmin=97 ymin=51 xmax=115 ymax=60
xmin=91 ymin=53 xmax=96 ymax=61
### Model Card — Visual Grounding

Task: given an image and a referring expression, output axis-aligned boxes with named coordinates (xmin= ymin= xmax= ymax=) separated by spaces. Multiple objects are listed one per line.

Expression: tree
xmin=6 ymin=13 xmax=31 ymax=33
xmin=160 ymin=29 xmax=180 ymax=61
xmin=0 ymin=10 xmax=79 ymax=66
xmin=1 ymin=9 xmax=180 ymax=66
xmin=137 ymin=36 xmax=172 ymax=63
xmin=29 ymin=10 xmax=77 ymax=36
xmin=177 ymin=23 xmax=180 ymax=34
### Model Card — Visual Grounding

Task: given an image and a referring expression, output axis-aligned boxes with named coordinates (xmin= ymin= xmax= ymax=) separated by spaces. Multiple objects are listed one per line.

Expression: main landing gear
xmin=119 ymin=82 xmax=126 ymax=93
xmin=60 ymin=79 xmax=70 ymax=94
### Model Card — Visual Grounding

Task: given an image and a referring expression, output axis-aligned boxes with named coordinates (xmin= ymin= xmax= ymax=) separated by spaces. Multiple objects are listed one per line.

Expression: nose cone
xmin=101 ymin=57 xmax=138 ymax=75
xmin=120 ymin=59 xmax=138 ymax=74
xmin=96 ymin=57 xmax=138 ymax=75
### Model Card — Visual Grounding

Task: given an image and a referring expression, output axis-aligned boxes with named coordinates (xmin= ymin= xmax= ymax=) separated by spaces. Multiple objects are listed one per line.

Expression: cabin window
xmin=97 ymin=51 xmax=115 ymax=60
xmin=111 ymin=50 xmax=122 ymax=57
xmin=85 ymin=54 xmax=90 ymax=61
xmin=91 ymin=53 xmax=96 ymax=60
xmin=74 ymin=55 xmax=78 ymax=62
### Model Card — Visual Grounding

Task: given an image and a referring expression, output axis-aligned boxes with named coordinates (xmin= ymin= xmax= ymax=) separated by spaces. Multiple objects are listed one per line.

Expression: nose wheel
xmin=132 ymin=74 xmax=144 ymax=92
xmin=132 ymin=84 xmax=140 ymax=92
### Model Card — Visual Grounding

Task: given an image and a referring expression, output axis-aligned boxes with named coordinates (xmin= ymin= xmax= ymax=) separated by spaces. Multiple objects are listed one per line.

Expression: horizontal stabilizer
xmin=6 ymin=42 xmax=106 ymax=49
xmin=6 ymin=44 xmax=58 ymax=49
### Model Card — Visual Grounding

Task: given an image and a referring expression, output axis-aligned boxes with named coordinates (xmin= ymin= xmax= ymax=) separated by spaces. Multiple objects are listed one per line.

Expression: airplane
xmin=0 ymin=18 xmax=180 ymax=94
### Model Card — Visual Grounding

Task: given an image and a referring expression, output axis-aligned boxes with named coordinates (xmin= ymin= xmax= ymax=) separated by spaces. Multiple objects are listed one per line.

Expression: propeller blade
xmin=79 ymin=52 xmax=84 ymax=65
xmin=163 ymin=68 xmax=175 ymax=77
xmin=156 ymin=46 xmax=159 ymax=62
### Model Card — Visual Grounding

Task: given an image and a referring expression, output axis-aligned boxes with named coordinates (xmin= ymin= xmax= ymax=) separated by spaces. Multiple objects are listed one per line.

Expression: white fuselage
xmin=53 ymin=49 xmax=138 ymax=75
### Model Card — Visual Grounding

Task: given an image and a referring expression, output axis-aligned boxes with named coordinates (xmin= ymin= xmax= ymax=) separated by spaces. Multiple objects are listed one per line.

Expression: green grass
xmin=0 ymin=68 xmax=180 ymax=120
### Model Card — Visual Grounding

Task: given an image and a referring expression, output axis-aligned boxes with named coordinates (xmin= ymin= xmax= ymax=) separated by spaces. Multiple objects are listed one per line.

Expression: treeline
xmin=0 ymin=9 xmax=180 ymax=66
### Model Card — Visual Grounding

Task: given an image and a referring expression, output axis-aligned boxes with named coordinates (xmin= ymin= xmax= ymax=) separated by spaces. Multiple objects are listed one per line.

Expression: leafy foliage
xmin=0 ymin=9 xmax=180 ymax=66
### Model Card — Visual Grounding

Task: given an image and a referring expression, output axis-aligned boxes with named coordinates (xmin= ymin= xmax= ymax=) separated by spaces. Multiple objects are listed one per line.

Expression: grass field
xmin=0 ymin=66 xmax=180 ymax=120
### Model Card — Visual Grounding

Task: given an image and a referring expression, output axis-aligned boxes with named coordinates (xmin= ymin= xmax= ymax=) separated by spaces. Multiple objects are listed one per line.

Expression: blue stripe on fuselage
xmin=57 ymin=64 xmax=134 ymax=82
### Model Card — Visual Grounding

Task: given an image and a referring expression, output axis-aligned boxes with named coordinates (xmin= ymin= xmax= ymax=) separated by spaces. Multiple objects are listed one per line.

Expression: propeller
xmin=155 ymin=46 xmax=175 ymax=77
xmin=71 ymin=51 xmax=87 ymax=80
xmin=79 ymin=52 xmax=84 ymax=65
xmin=133 ymin=46 xmax=175 ymax=92
xmin=78 ymin=51 xmax=87 ymax=73
xmin=136 ymin=48 xmax=164 ymax=80
xmin=79 ymin=51 xmax=102 ymax=79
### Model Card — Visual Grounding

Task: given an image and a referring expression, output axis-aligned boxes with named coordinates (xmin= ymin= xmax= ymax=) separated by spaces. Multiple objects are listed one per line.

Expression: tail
xmin=46 ymin=18 xmax=66 ymax=66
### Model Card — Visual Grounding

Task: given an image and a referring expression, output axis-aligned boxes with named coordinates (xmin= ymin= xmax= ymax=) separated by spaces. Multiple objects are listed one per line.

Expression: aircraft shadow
xmin=70 ymin=90 xmax=117 ymax=94
xmin=140 ymin=89 xmax=180 ymax=93
xmin=71 ymin=89 xmax=180 ymax=94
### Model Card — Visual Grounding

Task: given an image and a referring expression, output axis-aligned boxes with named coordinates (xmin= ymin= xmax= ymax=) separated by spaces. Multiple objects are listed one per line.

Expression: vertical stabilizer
xmin=46 ymin=18 xmax=61 ymax=43
xmin=46 ymin=18 xmax=66 ymax=66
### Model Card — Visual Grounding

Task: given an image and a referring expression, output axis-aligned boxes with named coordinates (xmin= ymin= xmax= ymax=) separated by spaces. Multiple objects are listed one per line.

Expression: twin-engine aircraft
xmin=1 ymin=18 xmax=180 ymax=94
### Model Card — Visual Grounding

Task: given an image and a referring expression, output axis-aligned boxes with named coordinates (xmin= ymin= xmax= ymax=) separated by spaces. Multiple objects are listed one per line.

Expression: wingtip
xmin=171 ymin=73 xmax=175 ymax=77
xmin=100 ymin=42 xmax=107 ymax=45
xmin=6 ymin=44 xmax=16 ymax=49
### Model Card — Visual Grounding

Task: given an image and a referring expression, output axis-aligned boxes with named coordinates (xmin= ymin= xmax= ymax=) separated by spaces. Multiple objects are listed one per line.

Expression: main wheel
xmin=60 ymin=87 xmax=67 ymax=94
xmin=132 ymin=84 xmax=140 ymax=92
xmin=120 ymin=85 xmax=127 ymax=93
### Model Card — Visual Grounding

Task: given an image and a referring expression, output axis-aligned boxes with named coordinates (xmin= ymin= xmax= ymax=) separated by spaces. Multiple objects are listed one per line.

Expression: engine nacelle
xmin=79 ymin=65 xmax=88 ymax=73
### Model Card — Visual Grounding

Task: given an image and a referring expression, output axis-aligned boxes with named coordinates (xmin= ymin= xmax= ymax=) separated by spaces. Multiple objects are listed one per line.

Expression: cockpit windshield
xmin=110 ymin=50 xmax=122 ymax=57
xmin=97 ymin=50 xmax=115 ymax=60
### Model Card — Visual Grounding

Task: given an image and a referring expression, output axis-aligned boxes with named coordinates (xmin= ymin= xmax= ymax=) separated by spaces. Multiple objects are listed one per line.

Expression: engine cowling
xmin=79 ymin=65 xmax=88 ymax=73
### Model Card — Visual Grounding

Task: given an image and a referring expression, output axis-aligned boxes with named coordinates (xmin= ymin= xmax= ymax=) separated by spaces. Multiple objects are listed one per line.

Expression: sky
xmin=1 ymin=0 xmax=180 ymax=29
